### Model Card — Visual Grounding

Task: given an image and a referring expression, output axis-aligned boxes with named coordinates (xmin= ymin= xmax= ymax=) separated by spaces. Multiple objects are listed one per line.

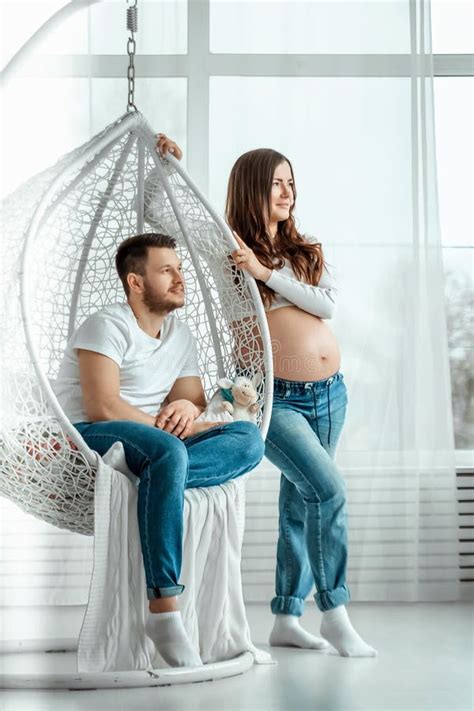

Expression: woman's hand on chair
xmin=155 ymin=133 xmax=183 ymax=161
xmin=231 ymin=233 xmax=271 ymax=282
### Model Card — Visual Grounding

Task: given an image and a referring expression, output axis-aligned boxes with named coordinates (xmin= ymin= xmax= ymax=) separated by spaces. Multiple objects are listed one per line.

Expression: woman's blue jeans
xmin=74 ymin=420 xmax=264 ymax=600
xmin=265 ymin=371 xmax=351 ymax=614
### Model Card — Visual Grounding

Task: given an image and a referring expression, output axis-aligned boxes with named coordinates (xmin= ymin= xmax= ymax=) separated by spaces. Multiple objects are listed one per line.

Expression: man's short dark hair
xmin=115 ymin=233 xmax=177 ymax=296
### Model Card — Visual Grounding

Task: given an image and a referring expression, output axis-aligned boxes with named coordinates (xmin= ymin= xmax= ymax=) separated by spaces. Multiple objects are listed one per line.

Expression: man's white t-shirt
xmin=53 ymin=302 xmax=200 ymax=424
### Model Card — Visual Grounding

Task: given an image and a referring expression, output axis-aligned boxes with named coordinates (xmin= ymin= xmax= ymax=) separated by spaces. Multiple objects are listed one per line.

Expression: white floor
xmin=0 ymin=602 xmax=472 ymax=711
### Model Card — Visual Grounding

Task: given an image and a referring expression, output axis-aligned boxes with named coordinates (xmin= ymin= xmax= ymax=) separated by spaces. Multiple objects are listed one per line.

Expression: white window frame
xmin=9 ymin=0 xmax=473 ymax=467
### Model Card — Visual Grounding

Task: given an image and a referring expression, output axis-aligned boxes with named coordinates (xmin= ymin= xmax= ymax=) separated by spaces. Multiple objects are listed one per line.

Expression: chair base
xmin=0 ymin=642 xmax=255 ymax=690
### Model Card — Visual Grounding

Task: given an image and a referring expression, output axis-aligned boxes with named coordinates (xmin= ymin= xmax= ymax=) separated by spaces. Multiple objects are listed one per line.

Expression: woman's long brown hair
xmin=225 ymin=148 xmax=326 ymax=308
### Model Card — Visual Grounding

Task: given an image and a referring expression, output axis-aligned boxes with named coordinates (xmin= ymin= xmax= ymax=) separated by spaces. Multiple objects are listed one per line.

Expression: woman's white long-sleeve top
xmin=265 ymin=258 xmax=338 ymax=319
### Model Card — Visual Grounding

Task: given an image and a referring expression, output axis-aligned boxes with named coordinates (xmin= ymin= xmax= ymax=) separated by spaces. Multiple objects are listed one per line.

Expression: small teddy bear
xmin=195 ymin=374 xmax=262 ymax=424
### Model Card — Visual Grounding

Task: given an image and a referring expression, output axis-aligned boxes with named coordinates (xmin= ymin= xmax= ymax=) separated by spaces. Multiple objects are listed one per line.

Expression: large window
xmin=1 ymin=0 xmax=472 ymax=458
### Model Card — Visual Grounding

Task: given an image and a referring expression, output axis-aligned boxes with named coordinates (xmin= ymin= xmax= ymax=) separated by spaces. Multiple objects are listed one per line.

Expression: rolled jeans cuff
xmin=271 ymin=595 xmax=305 ymax=617
xmin=314 ymin=584 xmax=351 ymax=612
xmin=147 ymin=584 xmax=185 ymax=600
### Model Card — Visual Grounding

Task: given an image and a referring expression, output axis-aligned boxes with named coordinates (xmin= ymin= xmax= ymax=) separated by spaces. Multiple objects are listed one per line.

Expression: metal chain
xmin=126 ymin=0 xmax=138 ymax=112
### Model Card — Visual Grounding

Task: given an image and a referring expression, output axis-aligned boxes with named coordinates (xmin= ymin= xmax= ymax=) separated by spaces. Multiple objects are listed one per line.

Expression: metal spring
xmin=127 ymin=5 xmax=138 ymax=33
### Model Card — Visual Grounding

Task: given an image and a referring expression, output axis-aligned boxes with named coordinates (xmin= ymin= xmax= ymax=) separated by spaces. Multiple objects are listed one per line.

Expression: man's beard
xmin=142 ymin=280 xmax=184 ymax=314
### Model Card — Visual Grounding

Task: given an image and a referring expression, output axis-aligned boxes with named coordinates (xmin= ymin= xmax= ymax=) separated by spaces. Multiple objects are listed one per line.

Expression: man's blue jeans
xmin=74 ymin=420 xmax=264 ymax=600
xmin=265 ymin=371 xmax=351 ymax=614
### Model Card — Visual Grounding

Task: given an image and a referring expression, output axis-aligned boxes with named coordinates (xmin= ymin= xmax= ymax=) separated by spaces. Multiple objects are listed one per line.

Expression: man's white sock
xmin=320 ymin=605 xmax=377 ymax=657
xmin=145 ymin=611 xmax=203 ymax=668
xmin=269 ymin=613 xmax=329 ymax=650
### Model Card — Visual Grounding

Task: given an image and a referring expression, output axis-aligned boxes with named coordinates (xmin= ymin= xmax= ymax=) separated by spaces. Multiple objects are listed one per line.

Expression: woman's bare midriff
xmin=266 ymin=305 xmax=341 ymax=381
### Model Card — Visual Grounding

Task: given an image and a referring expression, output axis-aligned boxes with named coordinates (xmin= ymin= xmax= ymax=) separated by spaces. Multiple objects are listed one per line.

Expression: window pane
xmin=442 ymin=247 xmax=474 ymax=450
xmin=0 ymin=1 xmax=88 ymax=66
xmin=1 ymin=78 xmax=91 ymax=196
xmin=1 ymin=78 xmax=187 ymax=197
xmin=431 ymin=0 xmax=474 ymax=54
xmin=434 ymin=78 xmax=473 ymax=450
xmin=90 ymin=78 xmax=187 ymax=158
xmin=0 ymin=0 xmax=186 ymax=64
xmin=210 ymin=0 xmax=410 ymax=54
xmin=89 ymin=0 xmax=187 ymax=55
xmin=210 ymin=76 xmax=473 ymax=452
xmin=210 ymin=77 xmax=412 ymax=246
xmin=434 ymin=78 xmax=474 ymax=248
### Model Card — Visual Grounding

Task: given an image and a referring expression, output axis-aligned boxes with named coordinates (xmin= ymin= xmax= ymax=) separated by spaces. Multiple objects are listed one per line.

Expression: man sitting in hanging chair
xmin=53 ymin=232 xmax=265 ymax=668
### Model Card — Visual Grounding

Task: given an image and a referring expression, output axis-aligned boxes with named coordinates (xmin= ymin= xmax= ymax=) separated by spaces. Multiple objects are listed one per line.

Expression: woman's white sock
xmin=145 ymin=611 xmax=202 ymax=668
xmin=320 ymin=605 xmax=377 ymax=657
xmin=269 ymin=613 xmax=330 ymax=650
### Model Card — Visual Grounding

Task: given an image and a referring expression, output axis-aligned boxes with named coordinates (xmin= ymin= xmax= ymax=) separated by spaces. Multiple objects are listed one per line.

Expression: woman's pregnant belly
xmin=267 ymin=305 xmax=341 ymax=381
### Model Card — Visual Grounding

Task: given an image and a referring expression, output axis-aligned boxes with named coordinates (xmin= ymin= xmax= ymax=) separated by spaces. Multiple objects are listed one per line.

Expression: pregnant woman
xmin=156 ymin=134 xmax=377 ymax=658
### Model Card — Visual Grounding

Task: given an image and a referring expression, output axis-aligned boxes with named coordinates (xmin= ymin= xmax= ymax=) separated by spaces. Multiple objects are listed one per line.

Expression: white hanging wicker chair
xmin=0 ymin=110 xmax=274 ymax=688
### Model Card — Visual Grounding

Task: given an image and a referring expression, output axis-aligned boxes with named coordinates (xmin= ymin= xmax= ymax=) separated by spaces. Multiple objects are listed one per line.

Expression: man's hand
xmin=155 ymin=399 xmax=201 ymax=439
